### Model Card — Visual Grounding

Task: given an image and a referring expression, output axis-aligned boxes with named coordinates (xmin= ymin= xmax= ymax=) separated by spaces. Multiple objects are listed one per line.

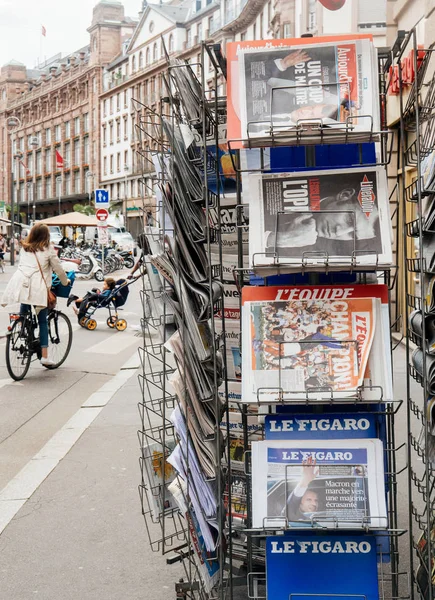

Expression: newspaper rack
xmin=133 ymin=38 xmax=408 ymax=600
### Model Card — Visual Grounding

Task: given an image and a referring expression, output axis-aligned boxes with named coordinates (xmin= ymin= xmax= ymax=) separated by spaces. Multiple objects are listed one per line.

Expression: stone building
xmin=0 ymin=0 xmax=136 ymax=222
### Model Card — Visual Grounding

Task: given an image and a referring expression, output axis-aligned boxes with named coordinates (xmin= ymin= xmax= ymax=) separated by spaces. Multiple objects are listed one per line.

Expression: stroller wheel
xmin=87 ymin=318 xmax=97 ymax=330
xmin=115 ymin=319 xmax=127 ymax=331
xmin=107 ymin=316 xmax=117 ymax=329
xmin=79 ymin=317 xmax=88 ymax=328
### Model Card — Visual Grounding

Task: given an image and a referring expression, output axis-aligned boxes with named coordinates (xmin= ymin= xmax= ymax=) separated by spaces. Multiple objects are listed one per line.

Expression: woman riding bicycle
xmin=1 ymin=223 xmax=70 ymax=366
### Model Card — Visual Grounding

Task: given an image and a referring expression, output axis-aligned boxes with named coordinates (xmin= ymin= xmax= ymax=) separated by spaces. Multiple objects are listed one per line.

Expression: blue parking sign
xmin=95 ymin=189 xmax=109 ymax=205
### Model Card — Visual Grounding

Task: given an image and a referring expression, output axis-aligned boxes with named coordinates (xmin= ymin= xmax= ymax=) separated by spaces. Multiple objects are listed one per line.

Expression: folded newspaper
xmin=242 ymin=290 xmax=376 ymax=402
xmin=226 ymin=36 xmax=379 ymax=147
xmin=248 ymin=167 xmax=392 ymax=269
xmin=252 ymin=439 xmax=387 ymax=529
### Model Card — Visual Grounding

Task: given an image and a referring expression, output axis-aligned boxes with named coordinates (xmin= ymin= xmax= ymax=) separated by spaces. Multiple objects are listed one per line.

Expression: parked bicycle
xmin=5 ymin=307 xmax=73 ymax=381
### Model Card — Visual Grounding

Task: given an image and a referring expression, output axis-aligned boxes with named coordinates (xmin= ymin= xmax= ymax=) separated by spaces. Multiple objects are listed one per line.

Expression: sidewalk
xmin=0 ymin=356 xmax=183 ymax=600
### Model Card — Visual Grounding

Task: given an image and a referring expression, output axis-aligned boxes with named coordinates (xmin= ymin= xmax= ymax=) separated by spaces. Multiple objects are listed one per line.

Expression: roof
xmin=107 ymin=52 xmax=128 ymax=69
xmin=3 ymin=59 xmax=25 ymax=67
xmin=146 ymin=3 xmax=191 ymax=23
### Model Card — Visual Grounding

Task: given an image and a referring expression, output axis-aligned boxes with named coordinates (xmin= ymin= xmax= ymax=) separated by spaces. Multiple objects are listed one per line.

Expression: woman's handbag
xmin=34 ymin=253 xmax=57 ymax=310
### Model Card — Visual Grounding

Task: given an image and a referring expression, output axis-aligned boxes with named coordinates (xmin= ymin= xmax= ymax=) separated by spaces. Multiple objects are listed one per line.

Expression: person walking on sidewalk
xmin=1 ymin=223 xmax=70 ymax=366
xmin=0 ymin=233 xmax=6 ymax=273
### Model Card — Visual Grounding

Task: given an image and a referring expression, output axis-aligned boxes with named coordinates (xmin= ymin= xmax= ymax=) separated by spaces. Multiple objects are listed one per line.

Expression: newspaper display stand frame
xmin=390 ymin=25 xmax=435 ymax=600
xmin=134 ymin=38 xmax=408 ymax=600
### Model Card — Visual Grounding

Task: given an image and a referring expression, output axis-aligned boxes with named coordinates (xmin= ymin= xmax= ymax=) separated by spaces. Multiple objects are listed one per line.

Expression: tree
xmin=73 ymin=203 xmax=94 ymax=216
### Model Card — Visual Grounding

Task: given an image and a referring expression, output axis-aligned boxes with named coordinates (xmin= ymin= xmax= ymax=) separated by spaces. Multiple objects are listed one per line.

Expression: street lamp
xmin=26 ymin=182 xmax=32 ymax=224
xmin=124 ymin=163 xmax=129 ymax=231
xmin=28 ymin=136 xmax=39 ymax=225
xmin=86 ymin=170 xmax=94 ymax=205
xmin=6 ymin=115 xmax=22 ymax=266
xmin=56 ymin=175 xmax=62 ymax=216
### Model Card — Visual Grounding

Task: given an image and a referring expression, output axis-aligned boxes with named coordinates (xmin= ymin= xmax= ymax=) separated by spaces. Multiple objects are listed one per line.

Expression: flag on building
xmin=41 ymin=25 xmax=46 ymax=37
xmin=55 ymin=150 xmax=64 ymax=169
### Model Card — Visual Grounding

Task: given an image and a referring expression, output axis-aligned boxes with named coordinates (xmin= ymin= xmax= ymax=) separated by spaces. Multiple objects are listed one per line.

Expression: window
xmin=36 ymin=151 xmax=42 ymax=175
xmin=45 ymin=149 xmax=51 ymax=172
xmin=187 ymin=29 xmax=192 ymax=47
xmin=56 ymin=176 xmax=62 ymax=196
xmin=123 ymin=116 xmax=128 ymax=140
xmin=65 ymin=121 xmax=70 ymax=138
xmin=74 ymin=140 xmax=80 ymax=165
xmin=131 ymin=179 xmax=136 ymax=198
xmin=110 ymin=96 xmax=113 ymax=114
xmin=116 ymin=93 xmax=120 ymax=111
xmin=45 ymin=177 xmax=51 ymax=198
xmin=153 ymin=43 xmax=157 ymax=61
xmin=283 ymin=22 xmax=291 ymax=38
xmin=116 ymin=120 xmax=121 ymax=141
xmin=27 ymin=134 xmax=32 ymax=148
xmin=241 ymin=31 xmax=246 ymax=41
xmin=103 ymin=99 xmax=108 ymax=116
xmin=132 ymin=55 xmax=136 ymax=72
xmin=110 ymin=155 xmax=114 ymax=173
xmin=260 ymin=12 xmax=263 ymax=36
xmin=74 ymin=116 xmax=80 ymax=135
xmin=253 ymin=22 xmax=257 ymax=39
xmin=103 ymin=156 xmax=107 ymax=175
xmin=169 ymin=34 xmax=174 ymax=53
xmin=196 ymin=0 xmax=201 ymax=10
xmin=117 ymin=153 xmax=121 ymax=172
xmin=64 ymin=142 xmax=71 ymax=165
xmin=208 ymin=16 xmax=213 ymax=33
xmin=45 ymin=127 xmax=51 ymax=144
xmin=83 ymin=113 xmax=89 ymax=133
xmin=74 ymin=170 xmax=80 ymax=193
xmin=65 ymin=172 xmax=71 ymax=195
xmin=197 ymin=23 xmax=202 ymax=41
xmin=124 ymin=150 xmax=128 ymax=168
xmin=102 ymin=125 xmax=107 ymax=146
xmin=139 ymin=51 xmax=143 ymax=69
xmin=83 ymin=136 xmax=89 ymax=163
xmin=92 ymin=109 xmax=96 ymax=129
xmin=55 ymin=125 xmax=61 ymax=141
xmin=124 ymin=90 xmax=128 ymax=107
xmin=109 ymin=122 xmax=113 ymax=144
xmin=36 ymin=179 xmax=42 ymax=201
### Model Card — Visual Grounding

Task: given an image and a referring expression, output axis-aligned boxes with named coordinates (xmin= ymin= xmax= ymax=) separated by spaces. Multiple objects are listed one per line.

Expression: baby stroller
xmin=78 ymin=278 xmax=132 ymax=331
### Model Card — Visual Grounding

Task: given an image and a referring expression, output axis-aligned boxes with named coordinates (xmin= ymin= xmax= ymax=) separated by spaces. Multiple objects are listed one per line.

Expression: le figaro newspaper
xmin=226 ymin=35 xmax=379 ymax=146
xmin=252 ymin=439 xmax=387 ymax=529
xmin=248 ymin=167 xmax=392 ymax=268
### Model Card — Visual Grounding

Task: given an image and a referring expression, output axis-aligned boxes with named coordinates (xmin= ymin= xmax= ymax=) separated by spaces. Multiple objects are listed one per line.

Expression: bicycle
xmin=5 ymin=308 xmax=73 ymax=381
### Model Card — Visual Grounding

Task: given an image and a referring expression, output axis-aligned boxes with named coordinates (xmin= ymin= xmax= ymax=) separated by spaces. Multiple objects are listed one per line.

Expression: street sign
xmin=98 ymin=226 xmax=109 ymax=245
xmin=95 ymin=189 xmax=109 ymax=206
xmin=95 ymin=208 xmax=109 ymax=222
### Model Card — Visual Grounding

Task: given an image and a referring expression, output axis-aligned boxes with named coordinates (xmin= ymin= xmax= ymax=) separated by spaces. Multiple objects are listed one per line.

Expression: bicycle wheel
xmin=45 ymin=311 xmax=73 ymax=369
xmin=6 ymin=318 xmax=32 ymax=381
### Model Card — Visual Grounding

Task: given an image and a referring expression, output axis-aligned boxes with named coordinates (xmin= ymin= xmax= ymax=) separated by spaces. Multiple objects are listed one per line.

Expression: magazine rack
xmin=388 ymin=24 xmax=435 ymax=600
xmin=134 ymin=39 xmax=407 ymax=600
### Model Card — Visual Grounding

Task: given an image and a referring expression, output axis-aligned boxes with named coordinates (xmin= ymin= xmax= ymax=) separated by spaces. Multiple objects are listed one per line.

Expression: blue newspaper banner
xmin=266 ymin=533 xmax=379 ymax=600
xmin=265 ymin=413 xmax=378 ymax=440
xmin=267 ymin=447 xmax=367 ymax=465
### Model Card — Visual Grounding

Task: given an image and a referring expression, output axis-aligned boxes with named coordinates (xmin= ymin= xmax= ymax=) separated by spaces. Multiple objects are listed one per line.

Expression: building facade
xmin=0 ymin=0 xmax=136 ymax=223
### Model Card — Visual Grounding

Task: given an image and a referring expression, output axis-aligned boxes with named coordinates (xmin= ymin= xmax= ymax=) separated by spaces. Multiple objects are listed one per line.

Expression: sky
xmin=0 ymin=0 xmax=142 ymax=69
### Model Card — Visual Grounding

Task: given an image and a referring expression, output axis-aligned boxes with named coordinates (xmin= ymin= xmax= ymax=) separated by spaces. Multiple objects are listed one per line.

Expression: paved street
xmin=0 ymin=262 xmax=182 ymax=599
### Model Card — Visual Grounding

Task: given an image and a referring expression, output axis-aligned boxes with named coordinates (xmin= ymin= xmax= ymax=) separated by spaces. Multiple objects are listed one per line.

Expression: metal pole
xmin=32 ymin=181 xmax=36 ymax=224
xmin=10 ymin=149 xmax=15 ymax=266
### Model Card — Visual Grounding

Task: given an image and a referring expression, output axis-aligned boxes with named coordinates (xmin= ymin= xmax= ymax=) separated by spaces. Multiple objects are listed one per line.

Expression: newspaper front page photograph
xmin=252 ymin=440 xmax=386 ymax=529
xmin=242 ymin=293 xmax=376 ymax=402
xmin=249 ymin=167 xmax=392 ymax=267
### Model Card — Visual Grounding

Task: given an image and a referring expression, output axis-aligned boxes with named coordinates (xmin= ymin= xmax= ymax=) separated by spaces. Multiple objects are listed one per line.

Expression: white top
xmin=1 ymin=245 xmax=68 ymax=308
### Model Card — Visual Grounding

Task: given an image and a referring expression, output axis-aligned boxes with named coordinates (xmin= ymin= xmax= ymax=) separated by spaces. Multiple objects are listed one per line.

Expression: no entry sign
xmin=95 ymin=208 xmax=109 ymax=222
